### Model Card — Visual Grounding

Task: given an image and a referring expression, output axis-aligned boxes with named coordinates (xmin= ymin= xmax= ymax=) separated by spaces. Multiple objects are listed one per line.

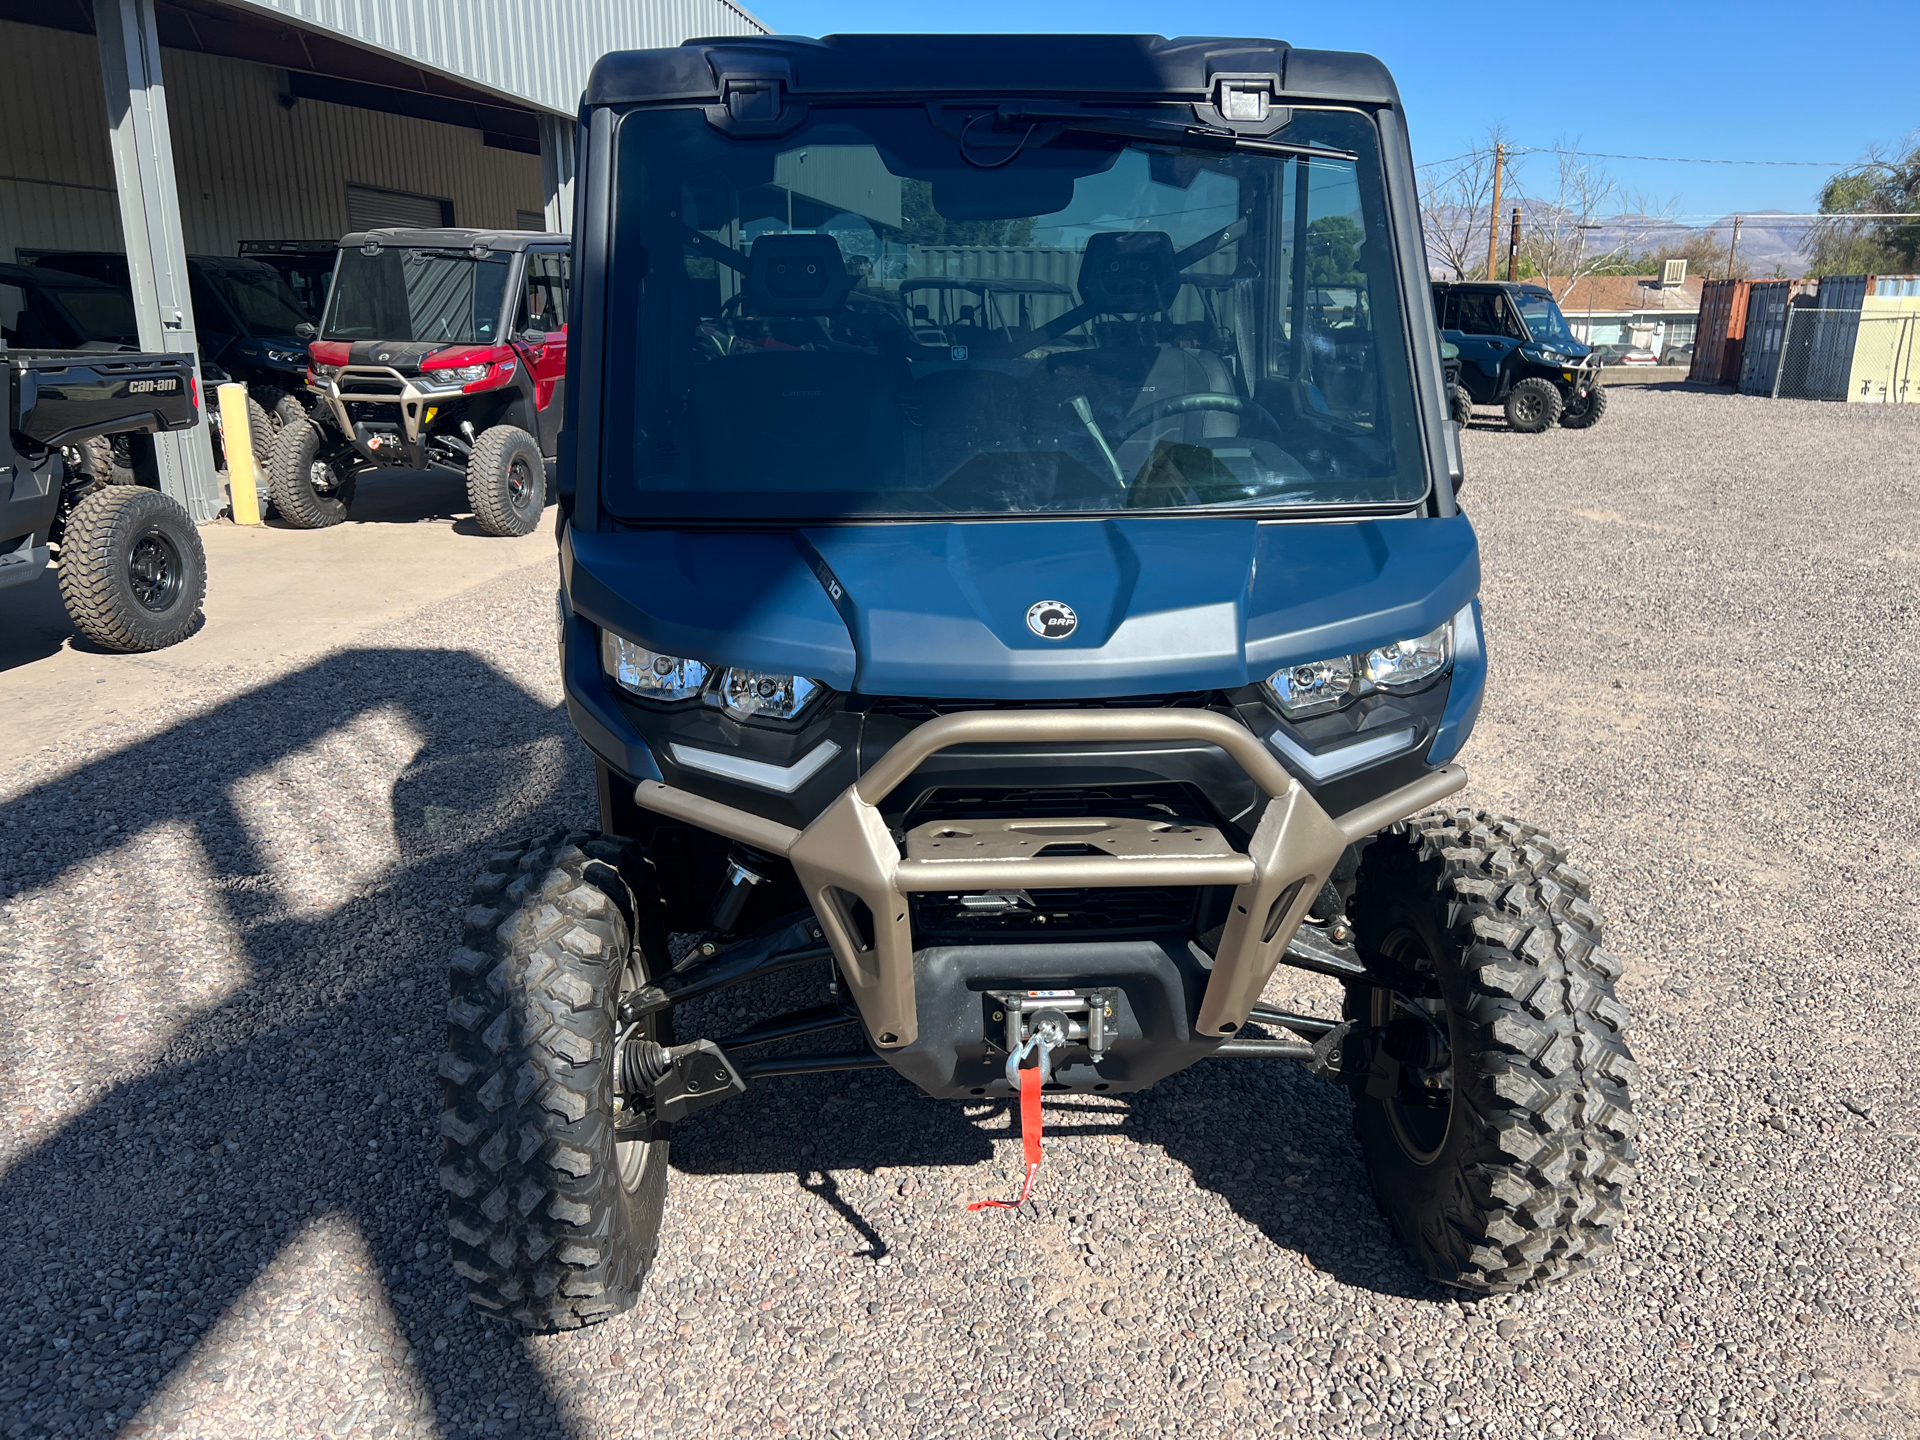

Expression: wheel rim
xmin=128 ymin=528 xmax=183 ymax=613
xmin=309 ymin=460 xmax=337 ymax=494
xmin=612 ymin=957 xmax=661 ymax=1191
xmin=507 ymin=456 xmax=535 ymax=512
xmin=1369 ymin=927 xmax=1455 ymax=1164
xmin=1514 ymin=392 xmax=1543 ymax=424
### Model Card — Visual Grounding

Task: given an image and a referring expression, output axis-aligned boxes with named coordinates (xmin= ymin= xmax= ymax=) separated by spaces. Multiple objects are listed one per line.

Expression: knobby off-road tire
xmin=268 ymin=417 xmax=354 ymax=529
xmin=1503 ymin=376 xmax=1563 ymax=433
xmin=1344 ymin=809 xmax=1637 ymax=1292
xmin=465 ymin=425 xmax=546 ymax=538
xmin=243 ymin=394 xmax=275 ymax=519
xmin=56 ymin=484 xmax=206 ymax=652
xmin=1449 ymin=384 xmax=1474 ymax=427
xmin=440 ymin=829 xmax=673 ymax=1330
xmin=1558 ymin=383 xmax=1609 ymax=430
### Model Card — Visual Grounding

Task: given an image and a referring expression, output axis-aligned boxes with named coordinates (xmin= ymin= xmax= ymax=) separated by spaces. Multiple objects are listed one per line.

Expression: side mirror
xmin=517 ymin=328 xmax=549 ymax=346
xmin=294 ymin=322 xmax=317 ymax=340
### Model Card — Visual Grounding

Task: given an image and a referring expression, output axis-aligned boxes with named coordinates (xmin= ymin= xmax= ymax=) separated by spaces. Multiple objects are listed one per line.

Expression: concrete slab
xmin=0 ymin=468 xmax=555 ymax=768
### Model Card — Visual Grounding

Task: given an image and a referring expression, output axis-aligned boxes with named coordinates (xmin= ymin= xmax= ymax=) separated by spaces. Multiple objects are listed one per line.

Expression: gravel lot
xmin=2 ymin=386 xmax=1918 ymax=1440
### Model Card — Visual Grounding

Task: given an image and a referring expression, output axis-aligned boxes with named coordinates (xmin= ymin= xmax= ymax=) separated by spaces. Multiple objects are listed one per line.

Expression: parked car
xmin=1591 ymin=344 xmax=1658 ymax=368
xmin=2 ymin=344 xmax=206 ymax=651
xmin=273 ymin=228 xmax=568 ymax=534
xmin=434 ymin=33 xmax=1639 ymax=1333
xmin=1660 ymin=343 xmax=1693 ymax=369
xmin=1433 ymin=281 xmax=1607 ymax=431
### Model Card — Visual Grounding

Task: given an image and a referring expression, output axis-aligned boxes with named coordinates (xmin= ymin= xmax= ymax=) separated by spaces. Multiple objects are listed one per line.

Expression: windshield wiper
xmin=992 ymin=104 xmax=1358 ymax=161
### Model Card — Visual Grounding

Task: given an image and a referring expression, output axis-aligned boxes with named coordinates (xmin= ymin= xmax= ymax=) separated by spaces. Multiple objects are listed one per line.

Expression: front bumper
xmin=311 ymin=367 xmax=466 ymax=468
xmin=631 ymin=708 xmax=1465 ymax=1052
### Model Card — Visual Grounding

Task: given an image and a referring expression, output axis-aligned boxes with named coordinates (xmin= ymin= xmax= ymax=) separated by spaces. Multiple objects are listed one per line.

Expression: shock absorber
xmin=708 ymin=846 xmax=772 ymax=935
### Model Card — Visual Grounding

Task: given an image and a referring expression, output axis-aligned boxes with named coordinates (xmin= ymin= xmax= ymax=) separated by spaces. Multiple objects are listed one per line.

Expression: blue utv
xmin=438 ymin=34 xmax=1638 ymax=1330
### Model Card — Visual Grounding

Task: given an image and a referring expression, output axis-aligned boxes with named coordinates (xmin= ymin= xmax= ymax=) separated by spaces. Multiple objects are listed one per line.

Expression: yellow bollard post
xmin=217 ymin=382 xmax=263 ymax=526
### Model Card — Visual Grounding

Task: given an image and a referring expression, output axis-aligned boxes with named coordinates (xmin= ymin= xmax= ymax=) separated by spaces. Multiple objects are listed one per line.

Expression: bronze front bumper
xmin=631 ymin=710 xmax=1466 ymax=1051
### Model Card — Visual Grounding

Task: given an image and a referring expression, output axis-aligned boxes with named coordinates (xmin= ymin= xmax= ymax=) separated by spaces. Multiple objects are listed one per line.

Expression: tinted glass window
xmin=322 ymin=248 xmax=512 ymax=344
xmin=604 ymin=105 xmax=1424 ymax=521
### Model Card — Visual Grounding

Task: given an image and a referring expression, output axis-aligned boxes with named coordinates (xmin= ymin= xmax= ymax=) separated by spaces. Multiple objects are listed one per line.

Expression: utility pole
xmin=1484 ymin=142 xmax=1505 ymax=281
xmin=1507 ymin=207 xmax=1521 ymax=282
xmin=1726 ymin=215 xmax=1743 ymax=279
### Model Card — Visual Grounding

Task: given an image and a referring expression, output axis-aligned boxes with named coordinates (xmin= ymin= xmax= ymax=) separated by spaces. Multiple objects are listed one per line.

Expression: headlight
xmin=1264 ymin=618 xmax=1456 ymax=718
xmin=1363 ymin=620 xmax=1453 ymax=692
xmin=1264 ymin=655 xmax=1354 ymax=719
xmin=600 ymin=632 xmax=709 ymax=702
xmin=717 ymin=669 xmax=823 ymax=722
xmin=266 ymin=348 xmax=303 ymax=364
xmin=422 ymin=363 xmax=491 ymax=390
xmin=312 ymin=364 xmax=341 ymax=379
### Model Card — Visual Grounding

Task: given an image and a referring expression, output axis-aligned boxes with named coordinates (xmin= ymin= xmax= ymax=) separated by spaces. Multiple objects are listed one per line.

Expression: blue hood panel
xmin=566 ymin=515 xmax=1479 ymax=700
xmin=566 ymin=529 xmax=860 ymax=688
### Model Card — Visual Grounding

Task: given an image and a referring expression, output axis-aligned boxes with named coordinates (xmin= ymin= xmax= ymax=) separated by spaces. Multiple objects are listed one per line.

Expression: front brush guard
xmin=632 ymin=710 xmax=1465 ymax=1052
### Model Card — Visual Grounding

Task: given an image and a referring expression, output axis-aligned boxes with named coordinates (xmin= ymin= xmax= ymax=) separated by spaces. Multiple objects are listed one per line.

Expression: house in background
xmin=1551 ymin=267 xmax=1707 ymax=359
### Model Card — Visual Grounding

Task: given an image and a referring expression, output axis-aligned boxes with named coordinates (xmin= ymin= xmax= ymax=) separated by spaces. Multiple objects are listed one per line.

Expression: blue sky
xmin=744 ymin=0 xmax=1916 ymax=224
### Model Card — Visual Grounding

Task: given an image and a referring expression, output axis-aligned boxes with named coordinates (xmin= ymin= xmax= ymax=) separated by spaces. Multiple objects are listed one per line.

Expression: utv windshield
xmin=1516 ymin=293 xmax=1577 ymax=346
xmin=604 ymin=105 xmax=1425 ymax=519
xmin=321 ymin=248 xmax=512 ymax=345
xmin=201 ymin=260 xmax=314 ymax=334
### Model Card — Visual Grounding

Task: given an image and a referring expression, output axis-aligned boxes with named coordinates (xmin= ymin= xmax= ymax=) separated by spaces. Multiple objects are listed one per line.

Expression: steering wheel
xmin=1114 ymin=392 xmax=1286 ymax=443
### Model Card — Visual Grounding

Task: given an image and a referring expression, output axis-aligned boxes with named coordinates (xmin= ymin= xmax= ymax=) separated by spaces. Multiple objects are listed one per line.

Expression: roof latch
xmin=1213 ymin=75 xmax=1273 ymax=123
xmin=704 ymin=52 xmax=806 ymax=137
xmin=724 ymin=76 xmax=782 ymax=124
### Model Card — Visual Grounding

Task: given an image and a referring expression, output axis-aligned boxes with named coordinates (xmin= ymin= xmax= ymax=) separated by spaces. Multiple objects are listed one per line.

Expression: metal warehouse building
xmin=0 ymin=0 xmax=767 ymax=516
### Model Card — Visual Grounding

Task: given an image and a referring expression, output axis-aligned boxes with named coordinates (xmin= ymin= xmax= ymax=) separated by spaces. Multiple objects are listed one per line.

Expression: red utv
xmin=272 ymin=228 xmax=568 ymax=536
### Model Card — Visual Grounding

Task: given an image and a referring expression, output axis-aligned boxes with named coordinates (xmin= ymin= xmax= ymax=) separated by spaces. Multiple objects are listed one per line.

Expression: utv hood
xmin=566 ymin=515 xmax=1479 ymax=700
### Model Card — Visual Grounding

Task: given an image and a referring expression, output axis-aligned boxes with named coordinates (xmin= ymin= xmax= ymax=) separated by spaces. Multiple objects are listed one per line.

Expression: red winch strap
xmin=968 ymin=1062 xmax=1044 ymax=1211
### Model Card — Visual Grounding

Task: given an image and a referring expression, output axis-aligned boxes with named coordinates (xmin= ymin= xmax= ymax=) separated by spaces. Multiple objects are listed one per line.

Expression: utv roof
xmin=1434 ymin=280 xmax=1555 ymax=299
xmin=335 ymin=229 xmax=559 ymax=252
xmin=584 ymin=34 xmax=1401 ymax=108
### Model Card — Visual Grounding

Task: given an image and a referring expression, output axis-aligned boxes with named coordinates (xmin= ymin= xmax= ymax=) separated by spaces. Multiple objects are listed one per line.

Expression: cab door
xmin=514 ymin=248 xmax=569 ymax=456
xmin=1445 ymin=287 xmax=1526 ymax=402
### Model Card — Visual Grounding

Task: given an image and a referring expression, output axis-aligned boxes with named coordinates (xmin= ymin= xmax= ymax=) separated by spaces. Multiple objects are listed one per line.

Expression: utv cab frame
xmin=437 ymin=34 xmax=1638 ymax=1332
xmin=276 ymin=228 xmax=569 ymax=535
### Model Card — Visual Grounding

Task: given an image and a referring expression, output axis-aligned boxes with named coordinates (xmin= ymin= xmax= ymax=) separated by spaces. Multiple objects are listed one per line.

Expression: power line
xmin=1418 ymin=145 xmax=1902 ymax=171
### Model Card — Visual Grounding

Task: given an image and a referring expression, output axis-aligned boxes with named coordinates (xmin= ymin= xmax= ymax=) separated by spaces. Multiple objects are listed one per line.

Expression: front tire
xmin=56 ymin=485 xmax=207 ymax=652
xmin=1558 ymin=383 xmax=1609 ymax=430
xmin=1503 ymin=376 xmax=1563 ymax=433
xmin=465 ymin=425 xmax=546 ymax=537
xmin=1344 ymin=810 xmax=1637 ymax=1292
xmin=440 ymin=830 xmax=672 ymax=1330
xmin=1449 ymin=384 xmax=1473 ymax=427
xmin=268 ymin=417 xmax=355 ymax=529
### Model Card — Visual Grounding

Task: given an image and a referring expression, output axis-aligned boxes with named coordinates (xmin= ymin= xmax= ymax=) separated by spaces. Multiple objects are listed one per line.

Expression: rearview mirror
xmin=517 ymin=328 xmax=549 ymax=346
xmin=294 ymin=322 xmax=317 ymax=340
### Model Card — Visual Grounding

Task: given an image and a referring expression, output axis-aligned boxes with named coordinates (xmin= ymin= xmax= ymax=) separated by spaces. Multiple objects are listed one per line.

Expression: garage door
xmin=346 ymin=184 xmax=453 ymax=230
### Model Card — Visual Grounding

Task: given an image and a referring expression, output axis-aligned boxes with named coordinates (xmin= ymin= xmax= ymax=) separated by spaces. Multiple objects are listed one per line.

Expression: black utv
xmin=2 ymin=345 xmax=206 ymax=651
xmin=1434 ymin=281 xmax=1604 ymax=432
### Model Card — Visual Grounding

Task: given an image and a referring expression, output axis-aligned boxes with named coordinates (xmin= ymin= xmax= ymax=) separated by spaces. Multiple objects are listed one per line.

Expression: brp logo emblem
xmin=1026 ymin=601 xmax=1078 ymax=640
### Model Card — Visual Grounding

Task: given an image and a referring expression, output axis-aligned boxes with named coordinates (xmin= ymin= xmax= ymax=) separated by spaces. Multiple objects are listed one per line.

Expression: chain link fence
xmin=1772 ymin=308 xmax=1920 ymax=403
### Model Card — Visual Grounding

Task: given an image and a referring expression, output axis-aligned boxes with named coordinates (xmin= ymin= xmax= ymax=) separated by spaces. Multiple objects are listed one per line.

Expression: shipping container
xmin=1738 ymin=280 xmax=1817 ymax=394
xmin=1688 ymin=278 xmax=1750 ymax=386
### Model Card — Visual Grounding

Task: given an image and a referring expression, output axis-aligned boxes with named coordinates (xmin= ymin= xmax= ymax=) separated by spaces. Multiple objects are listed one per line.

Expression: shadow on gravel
xmin=1 ymin=647 xmax=1438 ymax=1440
xmin=0 ymin=647 xmax=592 ymax=1439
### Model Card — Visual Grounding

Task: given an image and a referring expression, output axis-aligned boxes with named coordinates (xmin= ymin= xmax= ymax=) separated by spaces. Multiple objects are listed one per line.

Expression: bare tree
xmin=1417 ymin=125 xmax=1510 ymax=280
xmin=1511 ymin=142 xmax=1677 ymax=299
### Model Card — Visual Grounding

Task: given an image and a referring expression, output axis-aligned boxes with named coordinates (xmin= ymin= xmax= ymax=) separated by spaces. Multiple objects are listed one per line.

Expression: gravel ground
xmin=2 ymin=386 xmax=1918 ymax=1440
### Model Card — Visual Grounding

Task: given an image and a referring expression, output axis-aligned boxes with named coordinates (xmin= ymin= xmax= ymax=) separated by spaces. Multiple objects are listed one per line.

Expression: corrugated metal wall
xmin=0 ymin=19 xmax=543 ymax=264
xmin=234 ymin=0 xmax=769 ymax=117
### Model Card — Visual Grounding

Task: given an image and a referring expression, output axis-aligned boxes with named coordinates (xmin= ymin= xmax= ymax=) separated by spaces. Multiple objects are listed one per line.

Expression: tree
xmin=1418 ymin=126 xmax=1509 ymax=280
xmin=1307 ymin=215 xmax=1364 ymax=285
xmin=1809 ymin=134 xmax=1920 ymax=277
xmin=1511 ymin=143 xmax=1677 ymax=301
